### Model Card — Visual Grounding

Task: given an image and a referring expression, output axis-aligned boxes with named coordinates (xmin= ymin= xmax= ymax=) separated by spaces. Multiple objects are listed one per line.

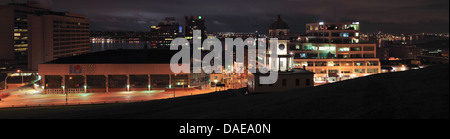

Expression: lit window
xmin=367 ymin=69 xmax=379 ymax=73
xmin=355 ymin=69 xmax=366 ymax=73
xmin=338 ymin=47 xmax=350 ymax=52
xmin=342 ymin=33 xmax=349 ymax=37
xmin=355 ymin=61 xmax=366 ymax=66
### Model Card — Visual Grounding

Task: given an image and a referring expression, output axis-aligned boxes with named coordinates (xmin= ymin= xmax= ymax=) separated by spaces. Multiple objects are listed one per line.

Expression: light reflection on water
xmin=90 ymin=42 xmax=147 ymax=53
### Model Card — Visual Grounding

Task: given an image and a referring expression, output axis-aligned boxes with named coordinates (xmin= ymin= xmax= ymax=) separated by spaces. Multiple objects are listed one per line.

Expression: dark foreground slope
xmin=0 ymin=64 xmax=448 ymax=119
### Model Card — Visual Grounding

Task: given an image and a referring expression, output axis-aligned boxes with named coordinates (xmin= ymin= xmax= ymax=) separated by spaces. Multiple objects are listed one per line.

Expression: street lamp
xmin=17 ymin=70 xmax=23 ymax=85
xmin=4 ymin=69 xmax=22 ymax=90
xmin=63 ymin=85 xmax=68 ymax=105
xmin=214 ymin=80 xmax=218 ymax=92
xmin=4 ymin=74 xmax=14 ymax=90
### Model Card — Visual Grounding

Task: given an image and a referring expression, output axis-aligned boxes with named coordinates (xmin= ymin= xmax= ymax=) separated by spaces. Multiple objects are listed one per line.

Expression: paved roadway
xmin=0 ymin=78 xmax=248 ymax=108
xmin=0 ymin=87 xmax=217 ymax=108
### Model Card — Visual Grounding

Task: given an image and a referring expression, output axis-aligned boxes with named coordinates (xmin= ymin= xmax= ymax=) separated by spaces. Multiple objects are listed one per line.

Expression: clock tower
xmin=269 ymin=15 xmax=290 ymax=55
xmin=268 ymin=15 xmax=293 ymax=72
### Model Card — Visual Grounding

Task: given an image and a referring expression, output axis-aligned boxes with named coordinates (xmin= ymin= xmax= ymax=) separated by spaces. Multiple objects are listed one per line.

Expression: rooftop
xmin=44 ymin=49 xmax=181 ymax=64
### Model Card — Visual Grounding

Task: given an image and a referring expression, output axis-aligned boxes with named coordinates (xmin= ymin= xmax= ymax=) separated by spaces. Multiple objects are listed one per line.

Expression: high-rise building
xmin=290 ymin=21 xmax=380 ymax=83
xmin=150 ymin=17 xmax=182 ymax=48
xmin=184 ymin=16 xmax=207 ymax=40
xmin=0 ymin=3 xmax=90 ymax=71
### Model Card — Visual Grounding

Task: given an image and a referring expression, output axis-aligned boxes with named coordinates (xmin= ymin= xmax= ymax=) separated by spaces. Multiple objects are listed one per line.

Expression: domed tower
xmin=269 ymin=15 xmax=290 ymax=39
xmin=269 ymin=15 xmax=290 ymax=55
xmin=268 ymin=15 xmax=293 ymax=72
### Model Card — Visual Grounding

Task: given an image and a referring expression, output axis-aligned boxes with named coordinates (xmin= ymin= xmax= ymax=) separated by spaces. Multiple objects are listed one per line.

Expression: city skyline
xmin=1 ymin=0 xmax=448 ymax=33
xmin=0 ymin=0 xmax=448 ymax=126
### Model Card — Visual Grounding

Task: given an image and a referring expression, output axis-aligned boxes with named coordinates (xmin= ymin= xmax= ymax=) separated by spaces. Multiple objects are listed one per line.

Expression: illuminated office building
xmin=0 ymin=3 xmax=90 ymax=71
xmin=150 ymin=17 xmax=182 ymax=48
xmin=184 ymin=16 xmax=207 ymax=40
xmin=291 ymin=22 xmax=380 ymax=83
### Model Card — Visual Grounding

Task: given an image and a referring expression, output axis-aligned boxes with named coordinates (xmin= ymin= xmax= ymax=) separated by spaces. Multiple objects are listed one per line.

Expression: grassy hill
xmin=0 ymin=64 xmax=448 ymax=119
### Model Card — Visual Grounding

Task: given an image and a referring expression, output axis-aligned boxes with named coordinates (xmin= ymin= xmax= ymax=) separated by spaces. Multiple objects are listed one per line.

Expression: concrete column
xmin=187 ymin=74 xmax=191 ymax=88
xmin=169 ymin=74 xmax=172 ymax=88
xmin=287 ymin=57 xmax=291 ymax=71
xmin=278 ymin=57 xmax=281 ymax=72
xmin=105 ymin=75 xmax=109 ymax=93
xmin=62 ymin=75 xmax=66 ymax=94
xmin=84 ymin=75 xmax=87 ymax=93
xmin=127 ymin=75 xmax=130 ymax=91
xmin=41 ymin=75 xmax=46 ymax=89
xmin=148 ymin=74 xmax=151 ymax=91
xmin=41 ymin=75 xmax=46 ymax=94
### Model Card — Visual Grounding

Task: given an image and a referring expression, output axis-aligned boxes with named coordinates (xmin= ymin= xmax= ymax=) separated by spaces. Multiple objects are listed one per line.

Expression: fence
xmin=44 ymin=88 xmax=85 ymax=94
xmin=67 ymin=88 xmax=85 ymax=94
xmin=44 ymin=89 xmax=64 ymax=94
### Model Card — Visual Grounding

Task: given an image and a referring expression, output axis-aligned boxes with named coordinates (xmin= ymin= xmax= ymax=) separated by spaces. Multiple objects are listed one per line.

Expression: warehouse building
xmin=38 ymin=49 xmax=210 ymax=94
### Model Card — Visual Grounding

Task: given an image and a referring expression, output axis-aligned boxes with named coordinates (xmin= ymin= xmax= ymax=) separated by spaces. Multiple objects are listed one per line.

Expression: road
xmin=0 ymin=87 xmax=217 ymax=108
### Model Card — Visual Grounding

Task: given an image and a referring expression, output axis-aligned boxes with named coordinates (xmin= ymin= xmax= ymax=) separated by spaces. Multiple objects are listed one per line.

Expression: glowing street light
xmin=214 ymin=80 xmax=218 ymax=92
xmin=4 ymin=74 xmax=13 ymax=90
xmin=63 ymin=85 xmax=68 ymax=105
xmin=17 ymin=69 xmax=23 ymax=85
xmin=4 ymin=70 xmax=22 ymax=90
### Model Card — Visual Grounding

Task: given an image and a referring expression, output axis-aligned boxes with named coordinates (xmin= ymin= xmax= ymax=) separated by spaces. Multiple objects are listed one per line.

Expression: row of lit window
xmin=14 ymin=37 xmax=28 ymax=40
xmin=14 ymin=29 xmax=28 ymax=32
xmin=295 ymin=61 xmax=379 ymax=67
xmin=14 ymin=48 xmax=27 ymax=52
xmin=14 ymin=44 xmax=28 ymax=48
xmin=314 ymin=69 xmax=379 ymax=74
xmin=307 ymin=24 xmax=360 ymax=31
xmin=294 ymin=45 xmax=374 ymax=51
xmin=337 ymin=54 xmax=375 ymax=58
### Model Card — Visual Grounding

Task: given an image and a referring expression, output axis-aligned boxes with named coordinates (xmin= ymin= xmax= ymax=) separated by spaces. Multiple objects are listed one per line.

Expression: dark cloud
xmin=48 ymin=0 xmax=448 ymax=33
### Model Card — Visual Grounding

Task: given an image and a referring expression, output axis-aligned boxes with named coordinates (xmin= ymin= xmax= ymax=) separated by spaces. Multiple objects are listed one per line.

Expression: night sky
xmin=9 ymin=0 xmax=449 ymax=33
